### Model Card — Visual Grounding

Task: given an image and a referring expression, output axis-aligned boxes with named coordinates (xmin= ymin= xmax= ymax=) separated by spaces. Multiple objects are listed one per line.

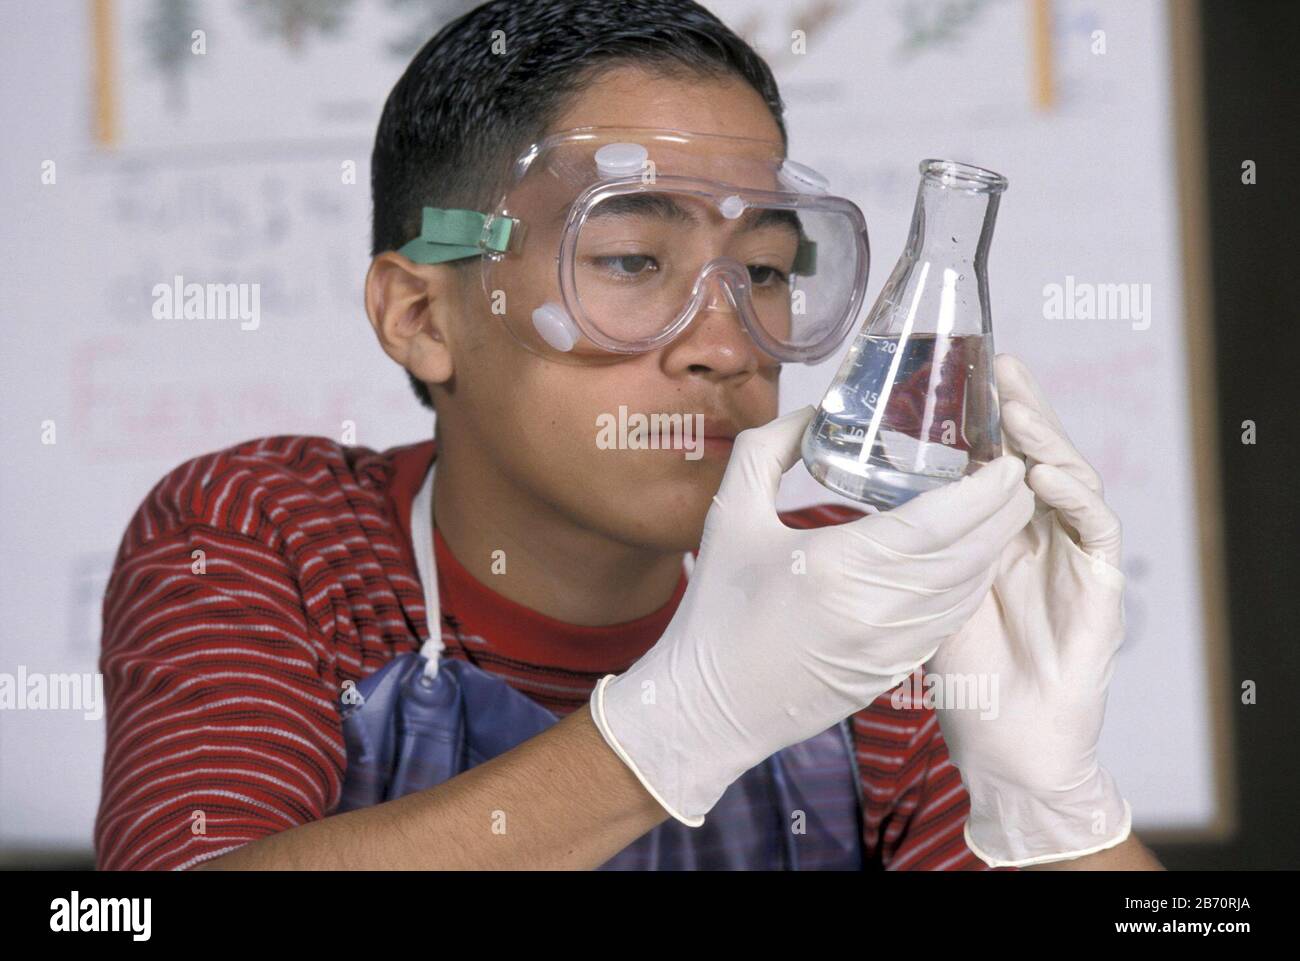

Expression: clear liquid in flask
xmin=801 ymin=332 xmax=1001 ymax=510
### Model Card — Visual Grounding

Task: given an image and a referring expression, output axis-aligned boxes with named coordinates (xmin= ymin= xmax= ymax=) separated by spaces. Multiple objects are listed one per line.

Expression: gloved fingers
xmin=924 ymin=591 xmax=992 ymax=668
xmin=837 ymin=529 xmax=995 ymax=599
xmin=855 ymin=561 xmax=996 ymax=638
xmin=995 ymin=353 xmax=1072 ymax=441
xmin=939 ymin=564 xmax=1001 ymax=633
xmin=712 ymin=405 xmax=815 ymax=515
xmin=995 ymin=353 xmax=1106 ymax=495
xmin=1026 ymin=463 xmax=1123 ymax=568
xmin=852 ymin=455 xmax=1031 ymax=559
xmin=1001 ymin=399 xmax=1104 ymax=497
xmin=841 ymin=477 xmax=1032 ymax=590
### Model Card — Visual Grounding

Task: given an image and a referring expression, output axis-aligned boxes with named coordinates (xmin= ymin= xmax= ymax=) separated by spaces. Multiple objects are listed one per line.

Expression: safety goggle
xmin=398 ymin=127 xmax=871 ymax=365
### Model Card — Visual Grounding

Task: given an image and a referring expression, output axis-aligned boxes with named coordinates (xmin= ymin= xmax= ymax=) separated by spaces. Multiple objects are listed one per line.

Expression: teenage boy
xmin=95 ymin=0 xmax=1158 ymax=871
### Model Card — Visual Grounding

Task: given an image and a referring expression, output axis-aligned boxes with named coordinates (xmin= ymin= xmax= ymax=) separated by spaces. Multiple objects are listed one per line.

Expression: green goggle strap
xmin=397 ymin=207 xmax=515 ymax=264
xmin=792 ymin=235 xmax=817 ymax=276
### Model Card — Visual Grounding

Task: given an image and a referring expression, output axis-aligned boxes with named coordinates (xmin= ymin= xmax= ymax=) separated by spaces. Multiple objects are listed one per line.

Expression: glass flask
xmin=801 ymin=159 xmax=1008 ymax=510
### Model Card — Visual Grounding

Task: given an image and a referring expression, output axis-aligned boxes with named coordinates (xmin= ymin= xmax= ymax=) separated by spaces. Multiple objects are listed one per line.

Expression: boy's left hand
xmin=924 ymin=353 xmax=1132 ymax=868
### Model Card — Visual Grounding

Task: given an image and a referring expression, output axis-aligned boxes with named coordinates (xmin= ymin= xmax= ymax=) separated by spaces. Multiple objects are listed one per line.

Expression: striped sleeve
xmin=94 ymin=473 xmax=345 ymax=870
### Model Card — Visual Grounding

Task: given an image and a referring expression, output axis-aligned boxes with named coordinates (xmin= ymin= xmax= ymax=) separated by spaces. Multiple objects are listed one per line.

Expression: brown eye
xmin=748 ymin=264 xmax=789 ymax=286
xmin=594 ymin=254 xmax=658 ymax=277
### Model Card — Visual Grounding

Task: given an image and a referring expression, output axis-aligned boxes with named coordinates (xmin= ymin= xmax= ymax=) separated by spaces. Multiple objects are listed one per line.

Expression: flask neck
xmin=866 ymin=161 xmax=1007 ymax=338
xmin=905 ymin=179 xmax=1001 ymax=267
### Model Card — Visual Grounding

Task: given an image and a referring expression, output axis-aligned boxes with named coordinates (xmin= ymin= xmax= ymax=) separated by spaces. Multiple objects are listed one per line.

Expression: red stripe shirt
xmin=94 ymin=434 xmax=1004 ymax=871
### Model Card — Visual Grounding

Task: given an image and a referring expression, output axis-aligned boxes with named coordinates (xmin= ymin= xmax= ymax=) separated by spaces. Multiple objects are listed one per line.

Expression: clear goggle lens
xmin=556 ymin=188 xmax=865 ymax=360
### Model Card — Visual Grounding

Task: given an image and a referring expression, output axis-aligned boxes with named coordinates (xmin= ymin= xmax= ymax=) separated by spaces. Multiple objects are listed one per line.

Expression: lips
xmin=701 ymin=420 xmax=741 ymax=457
xmin=700 ymin=417 xmax=743 ymax=441
xmin=619 ymin=410 xmax=747 ymax=452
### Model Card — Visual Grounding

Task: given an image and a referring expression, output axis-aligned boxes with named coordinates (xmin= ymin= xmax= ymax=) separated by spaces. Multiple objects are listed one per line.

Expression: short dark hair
xmin=369 ymin=0 xmax=787 ymax=412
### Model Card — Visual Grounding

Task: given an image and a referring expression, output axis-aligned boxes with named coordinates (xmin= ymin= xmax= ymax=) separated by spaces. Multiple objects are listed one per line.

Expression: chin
xmin=625 ymin=517 xmax=709 ymax=554
xmin=626 ymin=478 xmax=717 ymax=551
xmin=565 ymin=451 xmax=726 ymax=551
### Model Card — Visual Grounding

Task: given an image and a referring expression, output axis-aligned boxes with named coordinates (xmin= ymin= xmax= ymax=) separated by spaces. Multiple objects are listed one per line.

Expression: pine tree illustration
xmin=241 ymin=0 xmax=356 ymax=54
xmin=144 ymin=0 xmax=201 ymax=114
xmin=898 ymin=0 xmax=998 ymax=55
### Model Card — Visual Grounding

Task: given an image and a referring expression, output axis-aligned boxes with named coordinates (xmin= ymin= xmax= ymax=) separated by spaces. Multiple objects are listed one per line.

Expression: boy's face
xmin=439 ymin=65 xmax=787 ymax=554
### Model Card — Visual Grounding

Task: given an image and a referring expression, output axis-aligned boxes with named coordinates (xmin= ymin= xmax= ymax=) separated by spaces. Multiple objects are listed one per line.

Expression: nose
xmin=660 ymin=265 xmax=772 ymax=377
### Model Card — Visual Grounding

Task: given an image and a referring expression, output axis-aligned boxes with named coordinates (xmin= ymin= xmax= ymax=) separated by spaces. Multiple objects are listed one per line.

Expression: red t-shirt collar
xmin=387 ymin=440 xmax=686 ymax=673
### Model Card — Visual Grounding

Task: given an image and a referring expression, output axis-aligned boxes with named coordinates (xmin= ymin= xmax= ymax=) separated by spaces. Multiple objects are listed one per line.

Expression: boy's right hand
xmin=588 ymin=404 xmax=1035 ymax=826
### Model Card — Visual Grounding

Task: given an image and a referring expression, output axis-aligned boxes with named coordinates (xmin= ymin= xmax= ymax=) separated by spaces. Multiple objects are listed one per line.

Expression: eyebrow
xmin=586 ymin=194 xmax=805 ymax=235
xmin=747 ymin=207 xmax=803 ymax=235
xmin=585 ymin=193 xmax=698 ymax=224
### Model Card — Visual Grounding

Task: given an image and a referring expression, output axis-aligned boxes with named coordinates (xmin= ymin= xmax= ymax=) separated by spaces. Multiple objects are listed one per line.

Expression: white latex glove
xmin=927 ymin=353 xmax=1132 ymax=867
xmin=589 ymin=405 xmax=1035 ymax=826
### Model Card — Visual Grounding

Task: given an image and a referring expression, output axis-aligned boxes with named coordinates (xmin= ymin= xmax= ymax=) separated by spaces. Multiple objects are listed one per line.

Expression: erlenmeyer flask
xmin=802 ymin=159 xmax=1008 ymax=510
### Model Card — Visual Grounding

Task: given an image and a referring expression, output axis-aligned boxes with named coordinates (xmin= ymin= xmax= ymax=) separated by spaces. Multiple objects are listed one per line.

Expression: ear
xmin=365 ymin=251 xmax=461 ymax=393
